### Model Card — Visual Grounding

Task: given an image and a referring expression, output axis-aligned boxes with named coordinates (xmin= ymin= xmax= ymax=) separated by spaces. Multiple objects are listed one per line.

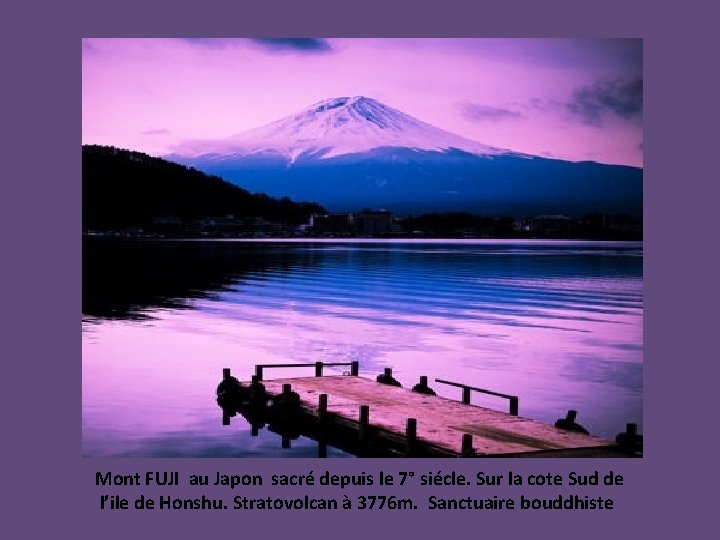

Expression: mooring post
xmin=315 ymin=361 xmax=323 ymax=377
xmin=377 ymin=367 xmax=402 ymax=387
xmin=359 ymin=405 xmax=370 ymax=441
xmin=318 ymin=439 xmax=327 ymax=458
xmin=255 ymin=365 xmax=264 ymax=381
xmin=251 ymin=425 xmax=259 ymax=437
xmin=555 ymin=409 xmax=589 ymax=434
xmin=350 ymin=361 xmax=359 ymax=376
xmin=617 ymin=422 xmax=640 ymax=452
xmin=222 ymin=412 xmax=230 ymax=426
xmin=318 ymin=394 xmax=328 ymax=423
xmin=250 ymin=375 xmax=266 ymax=406
xmin=406 ymin=418 xmax=417 ymax=455
xmin=282 ymin=435 xmax=291 ymax=449
xmin=509 ymin=397 xmax=519 ymax=416
xmin=283 ymin=383 xmax=292 ymax=396
xmin=223 ymin=368 xmax=231 ymax=381
xmin=462 ymin=386 xmax=472 ymax=405
xmin=461 ymin=433 xmax=474 ymax=457
xmin=412 ymin=375 xmax=436 ymax=395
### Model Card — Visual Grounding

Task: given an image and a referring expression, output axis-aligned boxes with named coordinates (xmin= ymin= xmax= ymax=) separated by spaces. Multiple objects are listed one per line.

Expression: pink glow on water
xmin=82 ymin=240 xmax=642 ymax=456
xmin=83 ymin=282 xmax=641 ymax=452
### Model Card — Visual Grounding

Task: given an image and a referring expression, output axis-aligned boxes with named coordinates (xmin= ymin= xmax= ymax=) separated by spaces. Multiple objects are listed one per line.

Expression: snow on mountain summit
xmin=172 ymin=96 xmax=510 ymax=162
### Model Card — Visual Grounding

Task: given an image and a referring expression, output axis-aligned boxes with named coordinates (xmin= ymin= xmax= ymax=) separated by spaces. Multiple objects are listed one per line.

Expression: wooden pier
xmin=218 ymin=363 xmax=639 ymax=457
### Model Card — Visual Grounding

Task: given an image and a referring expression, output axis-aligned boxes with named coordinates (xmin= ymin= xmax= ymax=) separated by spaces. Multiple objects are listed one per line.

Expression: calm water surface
xmin=82 ymin=238 xmax=643 ymax=457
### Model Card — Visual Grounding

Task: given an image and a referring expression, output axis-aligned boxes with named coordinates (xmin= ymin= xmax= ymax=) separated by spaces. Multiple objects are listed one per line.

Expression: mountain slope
xmin=166 ymin=97 xmax=642 ymax=216
xmin=82 ymin=145 xmax=324 ymax=231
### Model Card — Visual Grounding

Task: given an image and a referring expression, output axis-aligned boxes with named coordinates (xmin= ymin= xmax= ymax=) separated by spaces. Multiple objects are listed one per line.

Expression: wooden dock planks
xmin=257 ymin=375 xmax=618 ymax=457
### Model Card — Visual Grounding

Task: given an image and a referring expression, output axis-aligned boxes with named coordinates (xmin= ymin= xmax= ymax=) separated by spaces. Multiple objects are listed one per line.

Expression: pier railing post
xmin=462 ymin=387 xmax=471 ymax=405
xmin=318 ymin=394 xmax=329 ymax=458
xmin=509 ymin=397 xmax=519 ymax=416
xmin=255 ymin=365 xmax=264 ymax=381
xmin=315 ymin=361 xmax=323 ymax=377
xmin=318 ymin=394 xmax=328 ymax=423
xmin=461 ymin=433 xmax=474 ymax=457
xmin=359 ymin=405 xmax=370 ymax=442
xmin=350 ymin=361 xmax=359 ymax=376
xmin=406 ymin=418 xmax=417 ymax=455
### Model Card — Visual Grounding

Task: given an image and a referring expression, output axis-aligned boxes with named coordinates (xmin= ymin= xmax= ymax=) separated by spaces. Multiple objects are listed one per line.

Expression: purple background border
xmin=5 ymin=0 xmax=715 ymax=537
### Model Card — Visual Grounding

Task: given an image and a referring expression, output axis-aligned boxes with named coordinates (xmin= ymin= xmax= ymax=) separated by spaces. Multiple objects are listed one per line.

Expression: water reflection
xmin=82 ymin=238 xmax=642 ymax=456
xmin=83 ymin=237 xmax=321 ymax=320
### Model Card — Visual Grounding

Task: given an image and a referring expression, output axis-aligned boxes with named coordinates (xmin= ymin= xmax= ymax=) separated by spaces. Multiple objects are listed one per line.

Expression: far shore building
xmin=528 ymin=214 xmax=573 ymax=237
xmin=309 ymin=213 xmax=354 ymax=235
xmin=355 ymin=210 xmax=394 ymax=235
xmin=308 ymin=209 xmax=401 ymax=236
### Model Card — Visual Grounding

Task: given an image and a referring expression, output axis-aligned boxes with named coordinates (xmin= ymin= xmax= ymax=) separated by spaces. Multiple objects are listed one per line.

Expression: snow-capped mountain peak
xmin=165 ymin=96 xmax=641 ymax=218
xmin=172 ymin=96 xmax=509 ymax=162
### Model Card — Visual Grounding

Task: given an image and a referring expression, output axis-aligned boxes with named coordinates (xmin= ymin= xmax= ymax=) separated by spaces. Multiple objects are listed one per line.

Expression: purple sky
xmin=82 ymin=38 xmax=642 ymax=167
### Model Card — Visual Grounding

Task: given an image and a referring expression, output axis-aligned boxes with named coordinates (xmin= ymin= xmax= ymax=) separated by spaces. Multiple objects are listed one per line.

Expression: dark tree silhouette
xmin=82 ymin=145 xmax=325 ymax=232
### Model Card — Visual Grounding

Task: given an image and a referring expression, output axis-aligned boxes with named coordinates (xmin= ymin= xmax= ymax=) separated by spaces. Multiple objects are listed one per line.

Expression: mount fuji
xmin=166 ymin=96 xmax=642 ymax=216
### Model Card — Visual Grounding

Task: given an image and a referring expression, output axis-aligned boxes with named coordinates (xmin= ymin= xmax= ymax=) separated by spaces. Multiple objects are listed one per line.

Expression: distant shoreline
xmin=83 ymin=232 xmax=642 ymax=243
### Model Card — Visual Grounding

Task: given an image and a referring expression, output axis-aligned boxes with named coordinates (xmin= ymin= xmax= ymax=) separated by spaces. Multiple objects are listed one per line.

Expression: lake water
xmin=82 ymin=237 xmax=643 ymax=457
